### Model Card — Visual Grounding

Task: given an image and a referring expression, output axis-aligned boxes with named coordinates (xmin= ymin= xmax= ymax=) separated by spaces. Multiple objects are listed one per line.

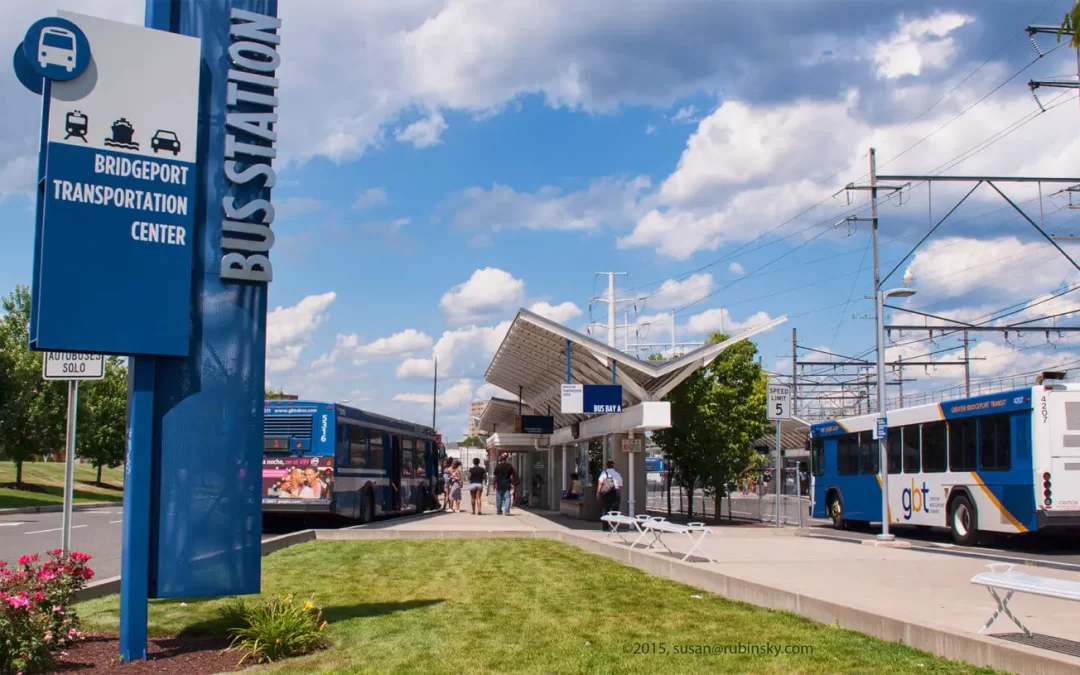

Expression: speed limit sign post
xmin=766 ymin=383 xmax=791 ymax=528
xmin=41 ymin=352 xmax=106 ymax=554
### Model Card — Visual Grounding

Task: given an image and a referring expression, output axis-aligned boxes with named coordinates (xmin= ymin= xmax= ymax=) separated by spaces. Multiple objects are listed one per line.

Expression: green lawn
xmin=78 ymin=539 xmax=996 ymax=674
xmin=0 ymin=461 xmax=124 ymax=509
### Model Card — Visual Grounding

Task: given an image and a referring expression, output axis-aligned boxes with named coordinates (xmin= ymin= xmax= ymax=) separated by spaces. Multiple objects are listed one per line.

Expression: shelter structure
xmin=478 ymin=308 xmax=787 ymax=518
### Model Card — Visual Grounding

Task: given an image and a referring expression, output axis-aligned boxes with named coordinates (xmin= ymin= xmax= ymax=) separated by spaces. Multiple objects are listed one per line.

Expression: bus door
xmin=388 ymin=434 xmax=403 ymax=512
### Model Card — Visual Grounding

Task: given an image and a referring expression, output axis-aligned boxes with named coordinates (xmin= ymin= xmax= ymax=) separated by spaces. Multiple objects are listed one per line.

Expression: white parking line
xmin=24 ymin=525 xmax=87 ymax=535
xmin=0 ymin=522 xmax=27 ymax=528
xmin=109 ymin=520 xmax=122 ymax=524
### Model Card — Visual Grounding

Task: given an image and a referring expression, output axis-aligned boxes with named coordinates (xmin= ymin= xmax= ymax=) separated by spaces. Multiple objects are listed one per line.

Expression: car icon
xmin=151 ymin=130 xmax=180 ymax=156
xmin=39 ymin=27 xmax=76 ymax=72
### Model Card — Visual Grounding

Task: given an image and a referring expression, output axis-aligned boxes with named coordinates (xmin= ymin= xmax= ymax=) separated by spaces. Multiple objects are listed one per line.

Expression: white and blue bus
xmin=810 ymin=374 xmax=1080 ymax=545
xmin=263 ymin=400 xmax=438 ymax=523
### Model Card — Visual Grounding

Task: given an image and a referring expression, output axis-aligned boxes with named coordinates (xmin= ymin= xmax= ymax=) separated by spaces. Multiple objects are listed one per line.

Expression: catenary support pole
xmin=870 ymin=147 xmax=894 ymax=541
xmin=61 ymin=380 xmax=78 ymax=552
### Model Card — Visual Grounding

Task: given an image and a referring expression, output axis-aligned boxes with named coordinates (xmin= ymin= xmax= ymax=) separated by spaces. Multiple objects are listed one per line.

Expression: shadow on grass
xmin=176 ymin=599 xmax=445 ymax=638
xmin=75 ymin=480 xmax=123 ymax=492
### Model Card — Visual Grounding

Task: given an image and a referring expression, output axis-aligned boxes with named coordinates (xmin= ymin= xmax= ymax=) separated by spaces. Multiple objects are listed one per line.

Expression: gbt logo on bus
xmin=901 ymin=479 xmax=931 ymax=520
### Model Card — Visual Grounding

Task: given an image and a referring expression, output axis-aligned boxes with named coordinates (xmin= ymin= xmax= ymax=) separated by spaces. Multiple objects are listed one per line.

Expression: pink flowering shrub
xmin=0 ymin=549 xmax=94 ymax=674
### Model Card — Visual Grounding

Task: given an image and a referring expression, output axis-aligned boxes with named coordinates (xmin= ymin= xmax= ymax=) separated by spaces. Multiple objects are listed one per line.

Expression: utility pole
xmin=1025 ymin=25 xmax=1078 ymax=114
xmin=791 ymin=327 xmax=797 ymax=419
xmin=897 ymin=354 xmax=903 ymax=409
xmin=590 ymin=272 xmax=648 ymax=350
xmin=432 ymin=356 xmax=438 ymax=429
xmin=962 ymin=331 xmax=971 ymax=397
xmin=671 ymin=311 xmax=676 ymax=354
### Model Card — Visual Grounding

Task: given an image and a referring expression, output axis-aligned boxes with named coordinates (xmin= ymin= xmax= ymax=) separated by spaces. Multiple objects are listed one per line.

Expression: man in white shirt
xmin=596 ymin=460 xmax=624 ymax=530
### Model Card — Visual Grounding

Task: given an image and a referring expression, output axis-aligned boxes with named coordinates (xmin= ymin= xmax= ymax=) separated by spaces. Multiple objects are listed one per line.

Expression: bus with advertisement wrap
xmin=810 ymin=373 xmax=1080 ymax=545
xmin=263 ymin=399 xmax=438 ymax=522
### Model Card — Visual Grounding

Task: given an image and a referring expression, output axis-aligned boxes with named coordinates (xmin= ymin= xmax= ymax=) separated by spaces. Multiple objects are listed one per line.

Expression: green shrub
xmin=227 ymin=594 xmax=329 ymax=665
xmin=214 ymin=597 xmax=251 ymax=631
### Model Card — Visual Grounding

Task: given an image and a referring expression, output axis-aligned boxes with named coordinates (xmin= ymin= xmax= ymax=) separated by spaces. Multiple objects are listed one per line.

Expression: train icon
xmin=64 ymin=111 xmax=88 ymax=142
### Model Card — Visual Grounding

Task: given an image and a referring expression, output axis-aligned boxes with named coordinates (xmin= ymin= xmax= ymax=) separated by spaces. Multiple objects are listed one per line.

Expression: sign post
xmin=766 ymin=383 xmax=791 ymax=528
xmin=42 ymin=353 xmax=104 ymax=552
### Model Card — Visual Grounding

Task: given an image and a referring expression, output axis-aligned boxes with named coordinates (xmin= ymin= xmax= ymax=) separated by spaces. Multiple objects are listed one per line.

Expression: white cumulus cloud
xmin=528 ymin=301 xmax=583 ymax=324
xmin=649 ymin=273 xmax=714 ymax=310
xmin=440 ymin=267 xmax=525 ymax=325
xmin=396 ymin=110 xmax=448 ymax=148
xmin=266 ymin=292 xmax=337 ymax=373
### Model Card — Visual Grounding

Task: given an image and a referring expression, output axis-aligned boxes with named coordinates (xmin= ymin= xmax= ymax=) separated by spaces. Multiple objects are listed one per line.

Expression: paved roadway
xmin=0 ymin=508 xmax=307 ymax=579
xmin=0 ymin=507 xmax=126 ymax=578
xmin=807 ymin=522 xmax=1080 ymax=570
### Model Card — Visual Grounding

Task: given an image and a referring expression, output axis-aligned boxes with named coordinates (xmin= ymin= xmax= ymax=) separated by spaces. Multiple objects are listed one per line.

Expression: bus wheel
xmin=360 ymin=488 xmax=375 ymax=524
xmin=827 ymin=494 xmax=845 ymax=530
xmin=949 ymin=494 xmax=978 ymax=546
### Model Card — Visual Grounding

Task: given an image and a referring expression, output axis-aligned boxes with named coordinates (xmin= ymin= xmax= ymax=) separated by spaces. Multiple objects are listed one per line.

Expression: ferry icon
xmin=103 ymin=118 xmax=139 ymax=151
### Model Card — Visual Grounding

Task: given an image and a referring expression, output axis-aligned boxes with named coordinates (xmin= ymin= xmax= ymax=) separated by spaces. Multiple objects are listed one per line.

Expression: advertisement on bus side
xmin=262 ymin=456 xmax=334 ymax=502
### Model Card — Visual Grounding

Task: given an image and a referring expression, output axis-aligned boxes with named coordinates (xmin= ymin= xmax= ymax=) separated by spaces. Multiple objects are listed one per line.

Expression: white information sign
xmin=767 ymin=383 xmax=791 ymax=421
xmin=42 ymin=352 xmax=105 ymax=380
xmin=622 ymin=438 xmax=641 ymax=453
xmin=561 ymin=383 xmax=583 ymax=414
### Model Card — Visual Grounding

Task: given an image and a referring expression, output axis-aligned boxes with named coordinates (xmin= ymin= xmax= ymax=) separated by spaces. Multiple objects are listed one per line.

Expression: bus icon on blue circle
xmin=21 ymin=17 xmax=91 ymax=82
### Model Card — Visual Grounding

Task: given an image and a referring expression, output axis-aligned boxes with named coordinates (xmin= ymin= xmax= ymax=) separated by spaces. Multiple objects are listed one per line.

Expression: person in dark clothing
xmin=493 ymin=453 xmax=517 ymax=516
xmin=596 ymin=460 xmax=623 ymax=530
xmin=468 ymin=458 xmax=488 ymax=515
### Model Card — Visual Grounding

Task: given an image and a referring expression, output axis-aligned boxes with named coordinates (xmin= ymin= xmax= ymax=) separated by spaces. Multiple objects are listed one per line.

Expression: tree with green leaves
xmin=1061 ymin=1 xmax=1080 ymax=49
xmin=650 ymin=334 xmax=768 ymax=522
xmin=265 ymin=386 xmax=289 ymax=399
xmin=79 ymin=357 xmax=128 ymax=485
xmin=0 ymin=286 xmax=67 ymax=487
xmin=700 ymin=333 xmax=770 ymax=521
xmin=459 ymin=435 xmax=485 ymax=448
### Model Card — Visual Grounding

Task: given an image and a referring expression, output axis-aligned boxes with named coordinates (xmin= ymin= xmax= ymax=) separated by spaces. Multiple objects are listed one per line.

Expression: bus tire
xmin=360 ymin=487 xmax=375 ymax=524
xmin=826 ymin=490 xmax=845 ymax=530
xmin=949 ymin=494 xmax=978 ymax=546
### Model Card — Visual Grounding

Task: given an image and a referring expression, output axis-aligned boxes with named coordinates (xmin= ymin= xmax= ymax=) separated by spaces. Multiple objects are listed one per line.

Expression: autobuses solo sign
xmin=15 ymin=12 xmax=201 ymax=357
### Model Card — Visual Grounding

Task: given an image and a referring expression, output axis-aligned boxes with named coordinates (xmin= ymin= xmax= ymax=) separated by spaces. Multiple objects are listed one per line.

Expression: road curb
xmin=0 ymin=502 xmax=118 ymax=516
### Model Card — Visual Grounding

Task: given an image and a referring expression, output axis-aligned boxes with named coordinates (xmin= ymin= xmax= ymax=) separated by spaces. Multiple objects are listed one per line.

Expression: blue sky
xmin=3 ymin=1 xmax=1080 ymax=436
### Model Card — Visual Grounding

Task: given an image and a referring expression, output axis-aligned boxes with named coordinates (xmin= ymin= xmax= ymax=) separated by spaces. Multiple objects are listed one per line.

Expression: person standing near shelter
xmin=493 ymin=453 xmax=516 ymax=516
xmin=449 ymin=460 xmax=464 ymax=513
xmin=468 ymin=458 xmax=487 ymax=515
xmin=441 ymin=458 xmax=452 ymax=512
xmin=596 ymin=460 xmax=623 ymax=530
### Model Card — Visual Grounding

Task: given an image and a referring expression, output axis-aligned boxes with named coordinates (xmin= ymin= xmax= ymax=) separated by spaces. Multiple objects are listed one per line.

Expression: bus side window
xmin=810 ymin=438 xmax=824 ymax=477
xmin=922 ymin=422 xmax=947 ymax=473
xmin=886 ymin=428 xmax=902 ymax=474
xmin=949 ymin=418 xmax=977 ymax=472
xmin=978 ymin=413 xmax=1011 ymax=471
xmin=902 ymin=426 xmax=920 ymax=473
xmin=336 ymin=424 xmax=350 ymax=466
xmin=369 ymin=432 xmax=385 ymax=470
xmin=349 ymin=427 xmax=368 ymax=468
xmin=859 ymin=432 xmax=878 ymax=475
xmin=837 ymin=434 xmax=859 ymax=475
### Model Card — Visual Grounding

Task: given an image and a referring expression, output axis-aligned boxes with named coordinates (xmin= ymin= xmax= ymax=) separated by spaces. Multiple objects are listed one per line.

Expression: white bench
xmin=633 ymin=516 xmax=714 ymax=563
xmin=970 ymin=562 xmax=1080 ymax=636
xmin=600 ymin=512 xmax=650 ymax=545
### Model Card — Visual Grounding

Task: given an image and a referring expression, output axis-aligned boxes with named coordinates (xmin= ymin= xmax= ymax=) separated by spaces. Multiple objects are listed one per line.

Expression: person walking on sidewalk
xmin=468 ymin=458 xmax=487 ymax=515
xmin=493 ymin=453 xmax=516 ymax=516
xmin=441 ymin=458 xmax=452 ymax=512
xmin=449 ymin=460 xmax=464 ymax=513
xmin=596 ymin=460 xmax=623 ymax=530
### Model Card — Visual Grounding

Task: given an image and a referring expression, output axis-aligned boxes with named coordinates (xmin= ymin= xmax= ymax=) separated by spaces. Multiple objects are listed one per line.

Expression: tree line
xmin=651 ymin=333 xmax=771 ymax=521
xmin=0 ymin=286 xmax=128 ymax=487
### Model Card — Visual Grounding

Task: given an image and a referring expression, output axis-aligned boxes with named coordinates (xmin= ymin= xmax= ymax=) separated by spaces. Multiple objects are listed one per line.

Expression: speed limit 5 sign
xmin=767 ymin=383 xmax=791 ymax=420
xmin=42 ymin=352 xmax=105 ymax=380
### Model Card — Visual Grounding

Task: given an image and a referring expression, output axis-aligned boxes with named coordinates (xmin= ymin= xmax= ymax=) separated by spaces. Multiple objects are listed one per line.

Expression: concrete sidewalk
xmin=381 ymin=507 xmax=1080 ymax=673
